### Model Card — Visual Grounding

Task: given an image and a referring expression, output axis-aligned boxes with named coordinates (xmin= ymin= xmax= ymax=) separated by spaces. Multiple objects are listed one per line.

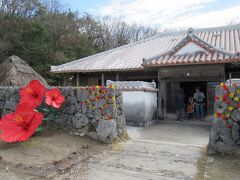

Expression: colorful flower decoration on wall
xmin=214 ymin=82 xmax=240 ymax=129
xmin=78 ymin=84 xmax=116 ymax=121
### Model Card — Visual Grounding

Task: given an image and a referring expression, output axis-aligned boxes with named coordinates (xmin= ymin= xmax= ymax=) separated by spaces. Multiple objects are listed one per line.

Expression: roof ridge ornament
xmin=187 ymin=27 xmax=194 ymax=37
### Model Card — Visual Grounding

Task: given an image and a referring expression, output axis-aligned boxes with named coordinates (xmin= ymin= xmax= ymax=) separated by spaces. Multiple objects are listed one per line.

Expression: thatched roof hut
xmin=0 ymin=55 xmax=48 ymax=86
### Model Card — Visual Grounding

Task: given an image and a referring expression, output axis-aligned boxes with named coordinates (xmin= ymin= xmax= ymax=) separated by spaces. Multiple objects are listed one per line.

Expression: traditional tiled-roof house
xmin=51 ymin=25 xmax=240 ymax=115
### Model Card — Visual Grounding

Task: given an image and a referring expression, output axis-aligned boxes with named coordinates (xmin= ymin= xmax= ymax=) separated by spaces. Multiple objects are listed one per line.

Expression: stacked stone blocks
xmin=208 ymin=83 xmax=240 ymax=154
xmin=0 ymin=86 xmax=126 ymax=143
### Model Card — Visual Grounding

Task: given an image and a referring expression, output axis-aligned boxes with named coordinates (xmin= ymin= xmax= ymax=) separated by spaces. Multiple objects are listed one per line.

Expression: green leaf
xmin=41 ymin=108 xmax=50 ymax=112
xmin=36 ymin=127 xmax=43 ymax=133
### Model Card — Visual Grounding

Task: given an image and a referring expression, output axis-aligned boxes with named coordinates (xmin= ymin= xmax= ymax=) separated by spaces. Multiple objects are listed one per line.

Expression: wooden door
xmin=167 ymin=82 xmax=179 ymax=113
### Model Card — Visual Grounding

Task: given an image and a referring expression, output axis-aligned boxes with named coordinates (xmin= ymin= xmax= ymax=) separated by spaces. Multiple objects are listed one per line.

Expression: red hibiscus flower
xmin=20 ymin=80 xmax=46 ymax=108
xmin=0 ymin=104 xmax=43 ymax=142
xmin=45 ymin=88 xmax=65 ymax=108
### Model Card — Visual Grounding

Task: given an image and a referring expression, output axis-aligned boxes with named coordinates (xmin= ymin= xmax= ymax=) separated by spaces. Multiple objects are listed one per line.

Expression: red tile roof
xmin=143 ymin=28 xmax=240 ymax=67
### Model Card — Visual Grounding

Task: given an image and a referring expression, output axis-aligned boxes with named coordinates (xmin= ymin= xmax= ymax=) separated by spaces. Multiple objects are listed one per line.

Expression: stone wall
xmin=0 ymin=86 xmax=126 ymax=143
xmin=208 ymin=84 xmax=240 ymax=154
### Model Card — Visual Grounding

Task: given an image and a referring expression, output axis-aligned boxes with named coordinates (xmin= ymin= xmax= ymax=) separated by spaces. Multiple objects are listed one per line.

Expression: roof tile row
xmin=51 ymin=25 xmax=240 ymax=73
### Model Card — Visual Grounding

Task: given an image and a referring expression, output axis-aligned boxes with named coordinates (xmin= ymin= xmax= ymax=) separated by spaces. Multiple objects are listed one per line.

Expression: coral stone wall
xmin=0 ymin=86 xmax=126 ymax=143
xmin=208 ymin=83 xmax=240 ymax=154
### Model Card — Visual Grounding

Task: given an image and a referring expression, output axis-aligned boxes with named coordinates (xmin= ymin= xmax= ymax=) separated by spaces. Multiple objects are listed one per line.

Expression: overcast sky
xmin=65 ymin=0 xmax=240 ymax=30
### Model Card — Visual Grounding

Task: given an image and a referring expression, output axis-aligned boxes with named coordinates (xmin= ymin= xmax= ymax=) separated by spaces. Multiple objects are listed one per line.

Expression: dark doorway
xmin=180 ymin=82 xmax=207 ymax=114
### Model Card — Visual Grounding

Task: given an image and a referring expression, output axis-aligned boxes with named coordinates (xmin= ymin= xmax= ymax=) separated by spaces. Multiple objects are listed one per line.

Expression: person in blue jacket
xmin=193 ymin=87 xmax=205 ymax=120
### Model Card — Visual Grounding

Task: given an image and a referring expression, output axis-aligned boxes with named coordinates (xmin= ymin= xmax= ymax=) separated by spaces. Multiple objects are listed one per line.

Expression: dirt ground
xmin=0 ymin=130 xmax=111 ymax=179
xmin=196 ymin=149 xmax=240 ymax=180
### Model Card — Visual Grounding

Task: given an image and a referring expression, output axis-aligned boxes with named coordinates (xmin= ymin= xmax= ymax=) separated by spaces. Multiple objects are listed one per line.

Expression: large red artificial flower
xmin=20 ymin=80 xmax=46 ymax=108
xmin=45 ymin=88 xmax=65 ymax=108
xmin=0 ymin=104 xmax=44 ymax=142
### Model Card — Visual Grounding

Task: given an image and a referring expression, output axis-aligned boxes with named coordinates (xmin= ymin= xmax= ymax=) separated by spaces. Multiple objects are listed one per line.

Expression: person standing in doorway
xmin=175 ymin=88 xmax=186 ymax=122
xmin=193 ymin=87 xmax=205 ymax=120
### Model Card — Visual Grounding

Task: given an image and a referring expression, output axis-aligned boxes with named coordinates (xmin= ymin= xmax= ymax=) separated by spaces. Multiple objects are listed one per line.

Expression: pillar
xmin=101 ymin=73 xmax=104 ymax=86
xmin=158 ymin=69 xmax=162 ymax=116
xmin=76 ymin=73 xmax=79 ymax=87
xmin=116 ymin=72 xmax=119 ymax=81
xmin=162 ymin=80 xmax=167 ymax=115
xmin=63 ymin=73 xmax=67 ymax=86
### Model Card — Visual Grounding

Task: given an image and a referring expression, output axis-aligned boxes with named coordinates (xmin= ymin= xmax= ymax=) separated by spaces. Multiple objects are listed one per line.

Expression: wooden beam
xmin=158 ymin=64 xmax=225 ymax=80
xmin=163 ymin=76 xmax=224 ymax=82
xmin=76 ymin=73 xmax=79 ymax=87
xmin=101 ymin=73 xmax=105 ymax=86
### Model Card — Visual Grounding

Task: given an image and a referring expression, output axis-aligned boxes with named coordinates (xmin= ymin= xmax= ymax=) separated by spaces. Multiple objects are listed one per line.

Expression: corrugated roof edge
xmin=50 ymin=66 xmax=144 ymax=73
xmin=51 ymin=24 xmax=240 ymax=72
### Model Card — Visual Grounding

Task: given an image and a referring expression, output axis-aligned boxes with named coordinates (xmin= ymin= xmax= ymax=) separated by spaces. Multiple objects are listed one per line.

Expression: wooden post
xmin=101 ymin=73 xmax=104 ymax=86
xmin=229 ymin=73 xmax=232 ymax=85
xmin=63 ymin=73 xmax=67 ymax=86
xmin=76 ymin=73 xmax=79 ymax=87
xmin=116 ymin=72 xmax=119 ymax=81
xmin=158 ymin=68 xmax=162 ymax=117
xmin=162 ymin=81 xmax=167 ymax=115
xmin=223 ymin=64 xmax=226 ymax=82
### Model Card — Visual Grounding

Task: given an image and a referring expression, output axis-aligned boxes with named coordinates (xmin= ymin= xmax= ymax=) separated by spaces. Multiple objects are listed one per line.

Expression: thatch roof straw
xmin=0 ymin=55 xmax=48 ymax=86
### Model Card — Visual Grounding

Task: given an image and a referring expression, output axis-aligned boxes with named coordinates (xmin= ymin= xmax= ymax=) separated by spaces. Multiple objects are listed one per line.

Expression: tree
xmin=0 ymin=0 xmax=159 ymax=85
